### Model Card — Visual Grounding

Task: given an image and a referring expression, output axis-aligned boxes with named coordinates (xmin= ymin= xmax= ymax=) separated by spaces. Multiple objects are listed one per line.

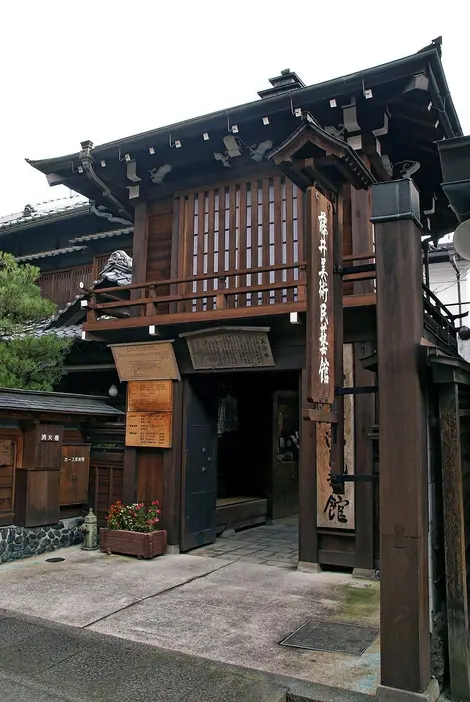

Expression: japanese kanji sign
xmin=306 ymin=188 xmax=335 ymax=405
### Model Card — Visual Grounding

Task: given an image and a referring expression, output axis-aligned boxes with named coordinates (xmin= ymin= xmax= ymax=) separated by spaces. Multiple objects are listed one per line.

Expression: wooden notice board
xmin=127 ymin=380 xmax=173 ymax=412
xmin=182 ymin=327 xmax=274 ymax=370
xmin=110 ymin=341 xmax=180 ymax=381
xmin=125 ymin=412 xmax=172 ymax=448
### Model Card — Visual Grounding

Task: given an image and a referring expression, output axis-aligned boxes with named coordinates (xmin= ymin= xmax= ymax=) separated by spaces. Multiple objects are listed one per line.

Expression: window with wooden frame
xmin=176 ymin=176 xmax=304 ymax=312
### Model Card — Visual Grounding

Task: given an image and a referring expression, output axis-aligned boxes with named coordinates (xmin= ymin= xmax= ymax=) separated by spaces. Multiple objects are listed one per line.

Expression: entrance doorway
xmin=180 ymin=371 xmax=299 ymax=552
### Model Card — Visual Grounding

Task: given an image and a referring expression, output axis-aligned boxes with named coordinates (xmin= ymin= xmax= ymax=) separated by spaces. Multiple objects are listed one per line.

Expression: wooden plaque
xmin=111 ymin=341 xmax=180 ymax=381
xmin=306 ymin=188 xmax=335 ymax=404
xmin=127 ymin=380 xmax=173 ymax=412
xmin=317 ymin=344 xmax=355 ymax=529
xmin=182 ymin=327 xmax=274 ymax=370
xmin=125 ymin=412 xmax=172 ymax=448
xmin=0 ymin=439 xmax=13 ymax=466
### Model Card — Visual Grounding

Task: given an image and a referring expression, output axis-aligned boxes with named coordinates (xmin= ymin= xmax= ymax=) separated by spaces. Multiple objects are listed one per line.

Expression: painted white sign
xmin=318 ymin=210 xmax=330 ymax=385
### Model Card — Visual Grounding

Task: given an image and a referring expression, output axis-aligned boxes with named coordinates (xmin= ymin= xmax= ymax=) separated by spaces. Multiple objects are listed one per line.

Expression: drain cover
xmin=45 ymin=557 xmax=65 ymax=563
xmin=280 ymin=619 xmax=379 ymax=656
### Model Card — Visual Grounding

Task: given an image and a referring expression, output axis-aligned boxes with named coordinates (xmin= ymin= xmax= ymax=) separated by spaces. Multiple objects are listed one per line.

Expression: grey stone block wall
xmin=0 ymin=517 xmax=84 ymax=564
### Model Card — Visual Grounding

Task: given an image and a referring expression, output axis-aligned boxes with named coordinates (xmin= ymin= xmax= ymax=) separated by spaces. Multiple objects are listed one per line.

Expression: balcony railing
xmin=83 ymin=254 xmax=384 ymax=331
xmin=423 ymin=284 xmax=459 ymax=352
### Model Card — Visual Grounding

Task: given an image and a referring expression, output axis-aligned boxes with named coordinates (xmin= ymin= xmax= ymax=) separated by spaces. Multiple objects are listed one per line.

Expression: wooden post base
xmin=376 ymin=678 xmax=439 ymax=702
xmin=297 ymin=561 xmax=322 ymax=574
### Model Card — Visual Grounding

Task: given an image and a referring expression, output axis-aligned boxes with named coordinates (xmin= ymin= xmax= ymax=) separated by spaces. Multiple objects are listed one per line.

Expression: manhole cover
xmin=45 ymin=557 xmax=65 ymax=563
xmin=280 ymin=619 xmax=379 ymax=656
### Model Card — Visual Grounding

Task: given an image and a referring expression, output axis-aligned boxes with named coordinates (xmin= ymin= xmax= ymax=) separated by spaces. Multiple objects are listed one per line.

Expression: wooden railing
xmin=86 ymin=262 xmax=307 ymax=323
xmin=423 ymin=284 xmax=458 ymax=351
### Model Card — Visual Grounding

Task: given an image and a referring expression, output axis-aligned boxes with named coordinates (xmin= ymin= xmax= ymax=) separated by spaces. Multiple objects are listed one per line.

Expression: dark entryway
xmin=180 ymin=371 xmax=299 ymax=552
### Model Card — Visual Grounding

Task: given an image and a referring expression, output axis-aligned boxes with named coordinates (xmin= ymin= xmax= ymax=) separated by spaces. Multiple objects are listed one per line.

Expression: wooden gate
xmin=83 ymin=421 xmax=125 ymax=527
xmin=180 ymin=379 xmax=218 ymax=551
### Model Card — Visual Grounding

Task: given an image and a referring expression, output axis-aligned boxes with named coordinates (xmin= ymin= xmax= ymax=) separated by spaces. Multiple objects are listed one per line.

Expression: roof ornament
xmin=214 ymin=136 xmax=274 ymax=168
xmin=325 ymin=124 xmax=345 ymax=141
xmin=395 ymin=160 xmax=421 ymax=178
xmin=149 ymin=164 xmax=172 ymax=185
xmin=22 ymin=204 xmax=37 ymax=217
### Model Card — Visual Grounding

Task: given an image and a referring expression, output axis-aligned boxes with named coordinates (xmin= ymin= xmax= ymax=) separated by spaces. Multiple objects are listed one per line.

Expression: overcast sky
xmin=1 ymin=1 xmax=468 ymax=216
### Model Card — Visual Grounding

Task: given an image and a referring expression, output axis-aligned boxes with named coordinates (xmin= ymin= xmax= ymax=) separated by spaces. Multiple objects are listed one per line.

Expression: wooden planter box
xmin=100 ymin=528 xmax=167 ymax=559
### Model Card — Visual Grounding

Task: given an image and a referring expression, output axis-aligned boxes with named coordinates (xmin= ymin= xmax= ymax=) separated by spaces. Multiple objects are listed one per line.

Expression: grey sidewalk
xmin=0 ymin=546 xmax=380 ymax=699
xmin=0 ymin=610 xmax=372 ymax=702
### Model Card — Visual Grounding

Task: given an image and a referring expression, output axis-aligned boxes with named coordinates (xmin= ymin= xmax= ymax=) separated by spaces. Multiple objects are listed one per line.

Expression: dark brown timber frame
xmin=373 ymin=179 xmax=432 ymax=695
xmin=428 ymin=349 xmax=470 ymax=698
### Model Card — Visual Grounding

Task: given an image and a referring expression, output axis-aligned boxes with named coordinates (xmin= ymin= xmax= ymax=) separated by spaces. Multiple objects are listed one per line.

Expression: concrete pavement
xmin=0 ymin=545 xmax=380 ymax=699
xmin=0 ymin=610 xmax=376 ymax=702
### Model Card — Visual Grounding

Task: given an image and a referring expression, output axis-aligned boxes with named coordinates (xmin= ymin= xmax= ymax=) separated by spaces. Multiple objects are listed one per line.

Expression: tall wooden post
xmin=372 ymin=179 xmax=438 ymax=701
xmin=298 ymin=369 xmax=318 ymax=568
xmin=299 ymin=184 xmax=341 ymax=571
xmin=350 ymin=183 xmax=375 ymax=573
xmin=438 ymin=382 xmax=470 ymax=698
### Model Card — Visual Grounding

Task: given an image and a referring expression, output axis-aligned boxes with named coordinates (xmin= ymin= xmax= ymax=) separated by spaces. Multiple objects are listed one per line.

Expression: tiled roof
xmin=10 ymin=250 xmax=134 ymax=339
xmin=0 ymin=387 xmax=123 ymax=416
xmin=70 ymin=226 xmax=133 ymax=244
xmin=0 ymin=194 xmax=89 ymax=231
xmin=16 ymin=246 xmax=87 ymax=262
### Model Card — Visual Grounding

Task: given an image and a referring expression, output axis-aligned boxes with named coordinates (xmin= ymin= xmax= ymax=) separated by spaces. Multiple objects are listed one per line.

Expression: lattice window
xmin=178 ymin=176 xmax=303 ymax=312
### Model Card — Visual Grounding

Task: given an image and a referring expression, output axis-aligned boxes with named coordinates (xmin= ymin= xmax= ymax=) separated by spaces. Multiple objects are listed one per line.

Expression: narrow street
xmin=0 ymin=545 xmax=380 ymax=699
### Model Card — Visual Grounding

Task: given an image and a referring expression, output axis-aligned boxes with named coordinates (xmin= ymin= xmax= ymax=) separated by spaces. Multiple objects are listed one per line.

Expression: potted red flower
xmin=100 ymin=500 xmax=167 ymax=559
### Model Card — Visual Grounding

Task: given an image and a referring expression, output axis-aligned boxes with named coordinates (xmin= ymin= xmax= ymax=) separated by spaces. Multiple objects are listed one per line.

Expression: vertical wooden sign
xmin=305 ymin=187 xmax=335 ymax=405
xmin=317 ymin=343 xmax=355 ymax=529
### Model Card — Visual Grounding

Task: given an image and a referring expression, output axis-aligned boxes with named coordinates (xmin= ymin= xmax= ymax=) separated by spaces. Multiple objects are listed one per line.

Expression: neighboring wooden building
xmin=0 ymin=194 xmax=132 ymax=309
xmin=28 ymin=40 xmax=467 ymax=698
xmin=0 ymin=388 xmax=123 ymax=562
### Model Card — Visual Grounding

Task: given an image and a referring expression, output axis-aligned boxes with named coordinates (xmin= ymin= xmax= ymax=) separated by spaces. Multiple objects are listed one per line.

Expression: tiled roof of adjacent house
xmin=1 ymin=250 xmax=133 ymax=341
xmin=70 ymin=227 xmax=133 ymax=244
xmin=0 ymin=387 xmax=123 ymax=416
xmin=0 ymin=194 xmax=89 ymax=231
xmin=16 ymin=246 xmax=87 ymax=262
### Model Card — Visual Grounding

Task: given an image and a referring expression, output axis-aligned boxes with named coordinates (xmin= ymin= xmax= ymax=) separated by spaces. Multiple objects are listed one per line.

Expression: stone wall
xmin=0 ymin=517 xmax=84 ymax=563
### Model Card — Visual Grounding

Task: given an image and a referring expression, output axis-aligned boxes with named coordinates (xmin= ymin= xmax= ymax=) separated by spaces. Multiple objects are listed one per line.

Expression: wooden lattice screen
xmin=177 ymin=176 xmax=304 ymax=311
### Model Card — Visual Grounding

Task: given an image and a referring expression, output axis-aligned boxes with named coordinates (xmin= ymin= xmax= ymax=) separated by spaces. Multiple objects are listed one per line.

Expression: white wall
xmin=428 ymin=258 xmax=470 ymax=361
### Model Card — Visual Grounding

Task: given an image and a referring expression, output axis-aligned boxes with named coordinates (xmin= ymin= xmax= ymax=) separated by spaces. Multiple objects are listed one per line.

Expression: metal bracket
xmin=330 ymin=472 xmax=378 ymax=493
xmin=335 ymin=386 xmax=378 ymax=396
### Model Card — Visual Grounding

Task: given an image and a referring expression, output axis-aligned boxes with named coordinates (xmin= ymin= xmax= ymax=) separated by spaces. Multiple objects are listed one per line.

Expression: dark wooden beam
xmin=123 ymin=448 xmax=137 ymax=504
xmin=349 ymin=174 xmax=375 ymax=573
xmin=298 ymin=370 xmax=318 ymax=568
xmin=131 ymin=202 xmax=149 ymax=302
xmin=438 ymin=382 xmax=470 ymax=698
xmin=163 ymin=380 xmax=183 ymax=547
xmin=353 ymin=341 xmax=375 ymax=572
xmin=373 ymin=179 xmax=434 ymax=698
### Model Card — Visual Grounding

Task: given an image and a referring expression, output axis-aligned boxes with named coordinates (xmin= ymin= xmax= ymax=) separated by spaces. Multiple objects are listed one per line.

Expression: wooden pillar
xmin=438 ymin=382 xmax=470 ymax=698
xmin=350 ymin=184 xmax=375 ymax=572
xmin=123 ymin=447 xmax=137 ymax=504
xmin=298 ymin=370 xmax=318 ymax=568
xmin=163 ymin=380 xmax=183 ymax=548
xmin=131 ymin=202 xmax=149 ymax=306
xmin=353 ymin=341 xmax=375 ymax=571
xmin=372 ymin=179 xmax=436 ymax=700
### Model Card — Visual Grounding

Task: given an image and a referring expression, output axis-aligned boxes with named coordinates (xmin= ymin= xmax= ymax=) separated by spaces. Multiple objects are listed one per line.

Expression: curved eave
xmin=26 ymin=45 xmax=461 ymax=179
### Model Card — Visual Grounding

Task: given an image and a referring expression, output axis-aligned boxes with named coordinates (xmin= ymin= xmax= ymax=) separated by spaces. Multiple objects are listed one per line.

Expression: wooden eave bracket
xmin=268 ymin=113 xmax=376 ymax=191
xmin=426 ymin=346 xmax=470 ymax=385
